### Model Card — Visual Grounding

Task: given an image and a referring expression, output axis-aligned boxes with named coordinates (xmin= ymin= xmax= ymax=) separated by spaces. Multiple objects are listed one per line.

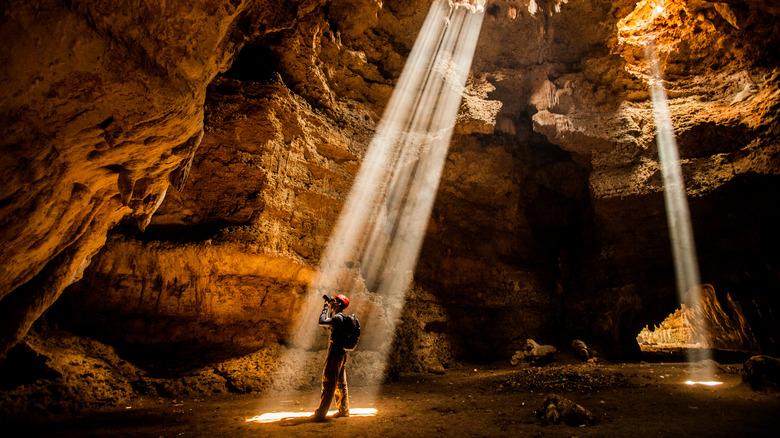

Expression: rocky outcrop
xmin=0 ymin=0 xmax=375 ymax=359
xmin=55 ymin=66 xmax=371 ymax=343
xmin=0 ymin=0 xmax=262 ymax=358
xmin=57 ymin=237 xmax=315 ymax=348
xmin=637 ymin=284 xmax=759 ymax=351
xmin=743 ymin=354 xmax=780 ymax=389
xmin=0 ymin=325 xmax=388 ymax=415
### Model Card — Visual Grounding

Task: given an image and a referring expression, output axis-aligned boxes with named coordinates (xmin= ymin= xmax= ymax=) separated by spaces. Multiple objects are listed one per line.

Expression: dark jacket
xmin=319 ymin=306 xmax=346 ymax=350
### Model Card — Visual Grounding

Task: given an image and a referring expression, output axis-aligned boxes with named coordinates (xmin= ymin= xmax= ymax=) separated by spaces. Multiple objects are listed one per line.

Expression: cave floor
xmin=7 ymin=360 xmax=779 ymax=437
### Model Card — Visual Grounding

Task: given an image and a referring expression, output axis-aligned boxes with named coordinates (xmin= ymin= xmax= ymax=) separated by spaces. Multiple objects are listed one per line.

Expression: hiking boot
xmin=334 ymin=410 xmax=350 ymax=418
xmin=311 ymin=414 xmax=328 ymax=422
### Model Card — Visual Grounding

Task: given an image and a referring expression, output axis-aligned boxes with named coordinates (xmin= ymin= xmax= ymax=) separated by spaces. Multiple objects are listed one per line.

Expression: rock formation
xmin=0 ymin=0 xmax=259 ymax=359
xmin=511 ymin=338 xmax=558 ymax=365
xmin=1 ymin=0 xmax=779 ymax=381
xmin=539 ymin=393 xmax=595 ymax=426
xmin=743 ymin=354 xmax=780 ymax=389
xmin=571 ymin=339 xmax=597 ymax=361
xmin=637 ymin=283 xmax=759 ymax=351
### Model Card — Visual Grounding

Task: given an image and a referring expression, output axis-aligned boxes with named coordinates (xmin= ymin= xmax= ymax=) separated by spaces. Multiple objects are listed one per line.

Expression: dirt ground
xmin=4 ymin=358 xmax=779 ymax=437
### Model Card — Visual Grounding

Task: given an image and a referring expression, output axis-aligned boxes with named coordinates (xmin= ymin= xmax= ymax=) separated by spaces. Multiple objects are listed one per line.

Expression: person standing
xmin=313 ymin=294 xmax=351 ymax=421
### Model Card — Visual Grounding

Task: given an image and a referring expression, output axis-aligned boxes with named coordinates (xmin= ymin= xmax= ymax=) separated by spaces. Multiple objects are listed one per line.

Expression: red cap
xmin=334 ymin=294 xmax=350 ymax=308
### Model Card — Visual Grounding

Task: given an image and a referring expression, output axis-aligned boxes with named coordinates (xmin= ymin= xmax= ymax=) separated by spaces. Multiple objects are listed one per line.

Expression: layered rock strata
xmin=0 ymin=0 xmax=259 ymax=358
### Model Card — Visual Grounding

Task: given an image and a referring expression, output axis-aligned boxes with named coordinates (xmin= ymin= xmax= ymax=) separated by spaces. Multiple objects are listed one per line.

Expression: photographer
xmin=313 ymin=294 xmax=351 ymax=421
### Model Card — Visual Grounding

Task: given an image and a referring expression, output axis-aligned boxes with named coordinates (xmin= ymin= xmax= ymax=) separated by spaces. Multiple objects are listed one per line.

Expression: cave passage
xmin=259 ymin=0 xmax=487 ymax=414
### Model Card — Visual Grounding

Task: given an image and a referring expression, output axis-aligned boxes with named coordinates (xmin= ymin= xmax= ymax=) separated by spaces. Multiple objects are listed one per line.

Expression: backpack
xmin=339 ymin=314 xmax=361 ymax=351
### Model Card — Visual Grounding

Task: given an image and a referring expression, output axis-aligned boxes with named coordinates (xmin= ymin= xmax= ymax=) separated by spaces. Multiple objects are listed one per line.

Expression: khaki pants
xmin=315 ymin=344 xmax=349 ymax=417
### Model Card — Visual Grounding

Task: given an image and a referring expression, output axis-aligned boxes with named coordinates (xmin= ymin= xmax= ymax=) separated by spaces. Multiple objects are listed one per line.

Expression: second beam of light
xmin=645 ymin=38 xmax=716 ymax=384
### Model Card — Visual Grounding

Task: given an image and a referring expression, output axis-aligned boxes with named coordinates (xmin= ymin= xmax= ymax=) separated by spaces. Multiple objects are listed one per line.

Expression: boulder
xmin=743 ymin=355 xmax=780 ymax=390
xmin=510 ymin=339 xmax=557 ymax=366
xmin=571 ymin=339 xmax=597 ymax=363
xmin=539 ymin=393 xmax=595 ymax=426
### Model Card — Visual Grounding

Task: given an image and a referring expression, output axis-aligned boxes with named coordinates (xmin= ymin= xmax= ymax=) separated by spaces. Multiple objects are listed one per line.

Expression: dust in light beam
xmin=265 ymin=0 xmax=488 ymax=401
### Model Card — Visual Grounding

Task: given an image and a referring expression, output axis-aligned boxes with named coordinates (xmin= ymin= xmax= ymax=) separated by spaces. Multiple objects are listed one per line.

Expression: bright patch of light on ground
xmin=246 ymin=408 xmax=378 ymax=423
xmin=685 ymin=380 xmax=723 ymax=387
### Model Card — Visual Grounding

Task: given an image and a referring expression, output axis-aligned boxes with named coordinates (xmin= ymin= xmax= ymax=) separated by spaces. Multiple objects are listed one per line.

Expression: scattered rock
xmin=500 ymin=364 xmax=630 ymax=392
xmin=511 ymin=339 xmax=557 ymax=366
xmin=571 ymin=339 xmax=598 ymax=363
xmin=538 ymin=393 xmax=595 ymax=426
xmin=510 ymin=350 xmax=525 ymax=367
xmin=0 ymin=328 xmax=390 ymax=416
xmin=743 ymin=355 xmax=780 ymax=390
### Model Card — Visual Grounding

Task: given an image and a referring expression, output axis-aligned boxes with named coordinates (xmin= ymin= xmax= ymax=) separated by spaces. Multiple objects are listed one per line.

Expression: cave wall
xmin=2 ymin=0 xmax=780 ymax=367
xmin=54 ymin=0 xmax=446 ymax=368
xmin=0 ymin=0 xmax=267 ymax=359
xmin=54 ymin=72 xmax=370 ymax=350
xmin=583 ymin=0 xmax=780 ymax=355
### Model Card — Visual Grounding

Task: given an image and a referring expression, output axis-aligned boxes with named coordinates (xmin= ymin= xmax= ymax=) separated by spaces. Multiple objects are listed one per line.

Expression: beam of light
xmin=685 ymin=380 xmax=723 ymax=387
xmin=645 ymin=39 xmax=714 ymax=382
xmin=260 ymin=0 xmax=486 ymax=409
xmin=246 ymin=408 xmax=378 ymax=423
xmin=450 ymin=0 xmax=486 ymax=13
xmin=528 ymin=0 xmax=539 ymax=15
xmin=617 ymin=0 xmax=684 ymax=51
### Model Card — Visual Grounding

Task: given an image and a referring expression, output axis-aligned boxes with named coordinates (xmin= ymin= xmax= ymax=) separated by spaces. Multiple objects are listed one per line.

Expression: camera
xmin=322 ymin=294 xmax=335 ymax=303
